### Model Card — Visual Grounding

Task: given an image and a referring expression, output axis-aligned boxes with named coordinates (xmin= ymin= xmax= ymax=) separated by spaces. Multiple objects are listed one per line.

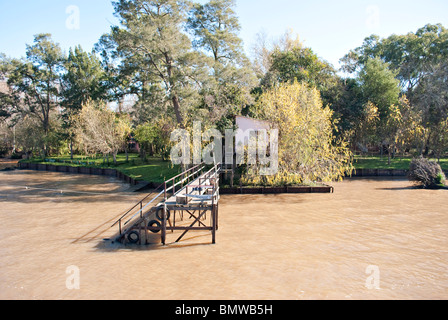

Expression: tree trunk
xmin=70 ymin=139 xmax=74 ymax=160
xmin=423 ymin=132 xmax=431 ymax=156
xmin=172 ymin=95 xmax=184 ymax=128
xmin=388 ymin=148 xmax=391 ymax=166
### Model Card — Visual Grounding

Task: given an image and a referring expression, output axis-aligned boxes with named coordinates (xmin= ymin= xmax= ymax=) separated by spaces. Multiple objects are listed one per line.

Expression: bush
xmin=436 ymin=172 xmax=446 ymax=185
xmin=408 ymin=157 xmax=445 ymax=188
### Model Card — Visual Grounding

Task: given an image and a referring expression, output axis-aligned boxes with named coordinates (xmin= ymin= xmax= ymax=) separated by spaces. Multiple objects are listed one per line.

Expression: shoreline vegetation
xmin=2 ymin=154 xmax=446 ymax=190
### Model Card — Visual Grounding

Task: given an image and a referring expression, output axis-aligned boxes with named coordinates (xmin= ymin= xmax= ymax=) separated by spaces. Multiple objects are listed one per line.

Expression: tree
xmin=358 ymin=57 xmax=400 ymax=116
xmin=61 ymin=45 xmax=108 ymax=159
xmin=248 ymin=80 xmax=353 ymax=185
xmin=355 ymin=57 xmax=419 ymax=160
xmin=340 ymin=24 xmax=448 ymax=99
xmin=62 ymin=46 xmax=107 ymax=113
xmin=251 ymin=29 xmax=303 ymax=80
xmin=73 ymin=100 xmax=130 ymax=164
xmin=13 ymin=116 xmax=46 ymax=158
xmin=188 ymin=0 xmax=243 ymax=66
xmin=430 ymin=115 xmax=448 ymax=163
xmin=413 ymin=61 xmax=448 ymax=155
xmin=95 ymin=33 xmax=133 ymax=114
xmin=134 ymin=120 xmax=172 ymax=160
xmin=187 ymin=0 xmax=256 ymax=129
xmin=5 ymin=34 xmax=65 ymax=156
xmin=379 ymin=97 xmax=423 ymax=164
xmin=0 ymin=53 xmax=17 ymax=120
xmin=351 ymin=101 xmax=380 ymax=153
xmin=106 ymin=0 xmax=208 ymax=128
xmin=340 ymin=24 xmax=448 ymax=154
xmin=260 ymin=37 xmax=341 ymax=110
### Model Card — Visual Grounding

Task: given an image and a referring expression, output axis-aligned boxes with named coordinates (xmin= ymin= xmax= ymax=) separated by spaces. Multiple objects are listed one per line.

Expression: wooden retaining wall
xmin=351 ymin=169 xmax=408 ymax=177
xmin=18 ymin=162 xmax=139 ymax=185
xmin=351 ymin=168 xmax=448 ymax=177
xmin=221 ymin=185 xmax=334 ymax=195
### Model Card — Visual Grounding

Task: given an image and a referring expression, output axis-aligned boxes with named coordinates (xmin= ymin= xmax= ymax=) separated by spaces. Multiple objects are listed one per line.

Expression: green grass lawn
xmin=19 ymin=153 xmax=448 ymax=183
xmin=20 ymin=153 xmax=181 ymax=183
xmin=354 ymin=155 xmax=448 ymax=171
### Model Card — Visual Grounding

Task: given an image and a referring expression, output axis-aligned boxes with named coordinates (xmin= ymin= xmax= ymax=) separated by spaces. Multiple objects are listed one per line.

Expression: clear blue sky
xmin=1 ymin=0 xmax=447 ymax=69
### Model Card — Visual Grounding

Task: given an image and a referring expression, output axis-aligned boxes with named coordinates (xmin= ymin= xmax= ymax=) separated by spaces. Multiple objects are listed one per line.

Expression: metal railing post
xmin=140 ymin=202 xmax=143 ymax=218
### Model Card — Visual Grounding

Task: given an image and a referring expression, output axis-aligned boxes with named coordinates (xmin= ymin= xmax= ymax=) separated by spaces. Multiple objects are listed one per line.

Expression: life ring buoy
xmin=155 ymin=207 xmax=171 ymax=221
xmin=148 ymin=220 xmax=161 ymax=233
xmin=127 ymin=231 xmax=140 ymax=244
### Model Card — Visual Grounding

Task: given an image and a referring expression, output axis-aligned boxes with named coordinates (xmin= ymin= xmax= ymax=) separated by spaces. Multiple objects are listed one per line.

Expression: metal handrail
xmin=164 ymin=164 xmax=206 ymax=199
xmin=164 ymin=163 xmax=204 ymax=186
xmin=123 ymin=189 xmax=165 ymax=226
xmin=110 ymin=182 xmax=164 ymax=228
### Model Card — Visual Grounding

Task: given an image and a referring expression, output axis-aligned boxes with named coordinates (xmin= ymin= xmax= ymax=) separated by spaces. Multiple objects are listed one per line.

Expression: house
xmin=234 ymin=115 xmax=271 ymax=147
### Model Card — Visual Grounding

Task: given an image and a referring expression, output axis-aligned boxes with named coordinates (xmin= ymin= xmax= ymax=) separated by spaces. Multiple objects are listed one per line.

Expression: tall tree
xmin=61 ymin=45 xmax=108 ymax=158
xmin=62 ymin=46 xmax=107 ymax=113
xmin=106 ymin=0 xmax=207 ymax=128
xmin=187 ymin=0 xmax=256 ymax=129
xmin=340 ymin=24 xmax=448 ymax=102
xmin=6 ymin=34 xmax=64 ymax=156
xmin=358 ymin=57 xmax=400 ymax=117
xmin=356 ymin=57 xmax=402 ymax=155
xmin=260 ymin=36 xmax=341 ymax=110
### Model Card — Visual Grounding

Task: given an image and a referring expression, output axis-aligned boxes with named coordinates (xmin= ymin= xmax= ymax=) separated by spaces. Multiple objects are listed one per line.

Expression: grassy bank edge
xmin=19 ymin=154 xmax=180 ymax=184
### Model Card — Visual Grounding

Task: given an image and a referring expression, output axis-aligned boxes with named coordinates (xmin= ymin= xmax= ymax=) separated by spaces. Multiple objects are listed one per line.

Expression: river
xmin=0 ymin=170 xmax=447 ymax=300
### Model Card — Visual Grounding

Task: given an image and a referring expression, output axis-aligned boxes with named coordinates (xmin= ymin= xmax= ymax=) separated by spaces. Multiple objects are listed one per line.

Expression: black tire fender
xmin=155 ymin=207 xmax=171 ymax=221
xmin=148 ymin=220 xmax=161 ymax=233
xmin=127 ymin=231 xmax=140 ymax=244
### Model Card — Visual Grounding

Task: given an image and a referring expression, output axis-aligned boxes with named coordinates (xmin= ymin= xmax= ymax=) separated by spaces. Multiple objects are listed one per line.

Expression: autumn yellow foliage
xmin=243 ymin=81 xmax=353 ymax=185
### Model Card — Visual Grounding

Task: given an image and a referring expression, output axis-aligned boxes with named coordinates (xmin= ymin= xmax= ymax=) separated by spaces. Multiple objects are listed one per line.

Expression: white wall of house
xmin=235 ymin=116 xmax=271 ymax=147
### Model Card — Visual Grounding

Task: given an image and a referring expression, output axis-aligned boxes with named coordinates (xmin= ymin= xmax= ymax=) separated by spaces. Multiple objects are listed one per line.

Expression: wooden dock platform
xmin=109 ymin=163 xmax=221 ymax=246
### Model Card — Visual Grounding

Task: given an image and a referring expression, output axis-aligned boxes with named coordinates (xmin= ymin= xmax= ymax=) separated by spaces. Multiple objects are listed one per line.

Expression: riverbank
xmin=17 ymin=154 xmax=180 ymax=186
xmin=5 ymin=154 xmax=448 ymax=192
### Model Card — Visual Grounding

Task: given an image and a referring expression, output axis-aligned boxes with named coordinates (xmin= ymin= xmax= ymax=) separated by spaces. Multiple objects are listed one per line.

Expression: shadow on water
xmin=376 ymin=186 xmax=420 ymax=191
xmin=93 ymin=234 xmax=214 ymax=253
xmin=377 ymin=185 xmax=448 ymax=191
xmin=70 ymin=209 xmax=215 ymax=252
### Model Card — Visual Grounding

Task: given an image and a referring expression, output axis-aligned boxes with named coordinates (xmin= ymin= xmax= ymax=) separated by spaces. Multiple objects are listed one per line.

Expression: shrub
xmin=436 ymin=172 xmax=446 ymax=185
xmin=408 ymin=157 xmax=445 ymax=188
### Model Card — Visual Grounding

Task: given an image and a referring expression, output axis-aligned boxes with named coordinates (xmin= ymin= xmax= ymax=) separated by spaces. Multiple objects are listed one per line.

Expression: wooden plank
xmin=167 ymin=206 xmax=213 ymax=211
xmin=168 ymin=227 xmax=213 ymax=231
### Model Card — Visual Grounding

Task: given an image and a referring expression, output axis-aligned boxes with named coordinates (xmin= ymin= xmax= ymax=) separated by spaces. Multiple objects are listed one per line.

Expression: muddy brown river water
xmin=0 ymin=169 xmax=447 ymax=300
